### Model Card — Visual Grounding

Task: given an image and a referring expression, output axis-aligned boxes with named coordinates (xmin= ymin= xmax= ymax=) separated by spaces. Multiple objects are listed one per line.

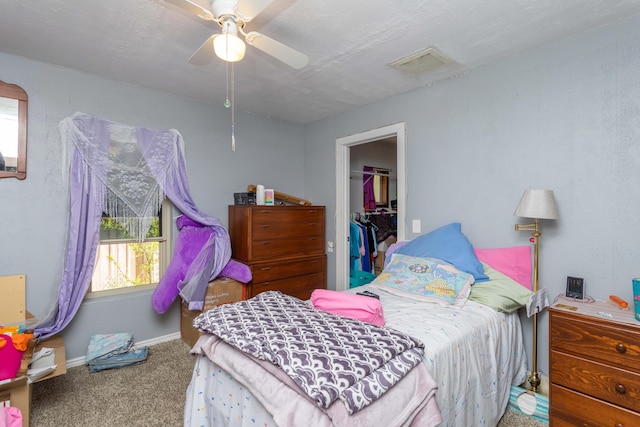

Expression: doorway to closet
xmin=335 ymin=122 xmax=407 ymax=291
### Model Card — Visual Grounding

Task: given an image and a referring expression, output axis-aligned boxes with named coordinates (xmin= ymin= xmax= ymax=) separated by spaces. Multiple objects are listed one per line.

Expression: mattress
xmin=184 ymin=284 xmax=527 ymax=426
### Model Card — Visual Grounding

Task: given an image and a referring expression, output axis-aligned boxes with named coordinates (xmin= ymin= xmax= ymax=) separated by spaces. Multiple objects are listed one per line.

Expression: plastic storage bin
xmin=349 ymin=270 xmax=376 ymax=288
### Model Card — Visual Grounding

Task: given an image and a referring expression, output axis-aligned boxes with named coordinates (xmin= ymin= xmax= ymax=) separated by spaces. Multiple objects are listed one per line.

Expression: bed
xmin=184 ymin=223 xmax=533 ymax=426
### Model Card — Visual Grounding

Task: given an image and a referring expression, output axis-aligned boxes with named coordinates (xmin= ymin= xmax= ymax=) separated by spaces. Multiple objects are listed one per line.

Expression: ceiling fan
xmin=166 ymin=0 xmax=309 ymax=69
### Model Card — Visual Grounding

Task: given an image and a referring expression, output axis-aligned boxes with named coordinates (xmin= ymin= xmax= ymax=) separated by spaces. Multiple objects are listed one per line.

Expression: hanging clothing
xmin=349 ymin=222 xmax=363 ymax=270
xmin=363 ymin=166 xmax=377 ymax=211
xmin=350 ymin=217 xmax=379 ymax=274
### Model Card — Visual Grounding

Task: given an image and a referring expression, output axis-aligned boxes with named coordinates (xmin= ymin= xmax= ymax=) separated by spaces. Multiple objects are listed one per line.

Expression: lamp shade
xmin=514 ymin=189 xmax=559 ymax=220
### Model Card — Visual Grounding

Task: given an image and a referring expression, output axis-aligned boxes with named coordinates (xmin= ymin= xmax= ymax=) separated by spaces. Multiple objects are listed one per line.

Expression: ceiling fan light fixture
xmin=214 ymin=32 xmax=246 ymax=62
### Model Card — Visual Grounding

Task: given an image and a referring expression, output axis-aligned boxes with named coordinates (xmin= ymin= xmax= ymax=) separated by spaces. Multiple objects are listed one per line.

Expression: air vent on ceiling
xmin=389 ymin=47 xmax=452 ymax=77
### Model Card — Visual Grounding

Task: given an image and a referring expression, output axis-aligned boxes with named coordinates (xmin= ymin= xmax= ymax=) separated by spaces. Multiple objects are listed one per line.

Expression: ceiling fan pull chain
xmin=224 ymin=33 xmax=232 ymax=108
xmin=231 ymin=61 xmax=236 ymax=152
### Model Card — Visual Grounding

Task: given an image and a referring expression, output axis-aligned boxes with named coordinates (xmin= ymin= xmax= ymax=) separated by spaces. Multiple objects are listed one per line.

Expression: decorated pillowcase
xmin=394 ymin=222 xmax=488 ymax=282
xmin=369 ymin=253 xmax=474 ymax=306
xmin=468 ymin=263 xmax=534 ymax=313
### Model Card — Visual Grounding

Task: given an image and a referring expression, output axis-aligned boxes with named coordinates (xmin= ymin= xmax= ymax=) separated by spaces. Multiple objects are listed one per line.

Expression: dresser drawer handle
xmin=616 ymin=424 xmax=624 ymax=427
xmin=260 ymin=267 xmax=272 ymax=271
xmin=615 ymin=383 xmax=627 ymax=394
xmin=616 ymin=343 xmax=627 ymax=353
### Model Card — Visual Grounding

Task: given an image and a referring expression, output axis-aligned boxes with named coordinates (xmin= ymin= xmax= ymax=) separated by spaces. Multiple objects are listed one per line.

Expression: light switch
xmin=412 ymin=219 xmax=421 ymax=233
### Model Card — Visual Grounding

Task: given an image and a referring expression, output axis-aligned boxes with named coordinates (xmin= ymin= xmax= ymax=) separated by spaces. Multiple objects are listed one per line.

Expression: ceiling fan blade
xmin=244 ymin=31 xmax=308 ymax=69
xmin=188 ymin=34 xmax=218 ymax=65
xmin=164 ymin=0 xmax=215 ymax=21
xmin=235 ymin=0 xmax=274 ymax=22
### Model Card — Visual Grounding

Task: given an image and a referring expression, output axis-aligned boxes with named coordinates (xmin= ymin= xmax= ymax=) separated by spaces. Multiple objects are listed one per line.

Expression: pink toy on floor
xmin=151 ymin=215 xmax=251 ymax=314
xmin=0 ymin=407 xmax=22 ymax=427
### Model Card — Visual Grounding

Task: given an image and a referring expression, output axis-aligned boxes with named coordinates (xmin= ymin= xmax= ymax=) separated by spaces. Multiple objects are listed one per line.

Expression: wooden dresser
xmin=549 ymin=300 xmax=640 ymax=426
xmin=228 ymin=205 xmax=326 ymax=300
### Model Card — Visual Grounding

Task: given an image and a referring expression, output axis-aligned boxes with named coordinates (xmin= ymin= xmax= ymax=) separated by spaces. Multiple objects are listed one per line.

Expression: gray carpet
xmin=31 ymin=339 xmax=545 ymax=426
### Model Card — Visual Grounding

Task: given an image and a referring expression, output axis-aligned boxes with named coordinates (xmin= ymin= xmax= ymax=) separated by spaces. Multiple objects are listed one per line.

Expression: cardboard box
xmin=0 ymin=274 xmax=26 ymax=324
xmin=180 ymin=277 xmax=247 ymax=347
xmin=0 ymin=377 xmax=30 ymax=423
xmin=1 ymin=274 xmax=32 ymax=425
xmin=1 ymin=275 xmax=67 ymax=427
xmin=374 ymin=250 xmax=386 ymax=274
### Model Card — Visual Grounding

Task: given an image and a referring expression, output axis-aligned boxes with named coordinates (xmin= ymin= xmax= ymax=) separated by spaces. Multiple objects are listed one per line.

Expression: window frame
xmin=86 ymin=198 xmax=172 ymax=299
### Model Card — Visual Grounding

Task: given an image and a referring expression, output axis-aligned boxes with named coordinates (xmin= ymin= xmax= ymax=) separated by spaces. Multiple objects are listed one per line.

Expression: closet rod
xmin=353 ymin=210 xmax=397 ymax=216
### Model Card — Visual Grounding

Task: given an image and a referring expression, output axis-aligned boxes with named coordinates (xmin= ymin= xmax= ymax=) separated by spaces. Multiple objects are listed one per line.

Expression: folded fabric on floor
xmin=85 ymin=333 xmax=148 ymax=372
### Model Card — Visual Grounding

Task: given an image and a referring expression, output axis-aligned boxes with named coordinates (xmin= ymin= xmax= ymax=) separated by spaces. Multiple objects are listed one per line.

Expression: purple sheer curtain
xmin=363 ymin=166 xmax=377 ymax=211
xmin=35 ymin=146 xmax=105 ymax=340
xmin=35 ymin=113 xmax=230 ymax=340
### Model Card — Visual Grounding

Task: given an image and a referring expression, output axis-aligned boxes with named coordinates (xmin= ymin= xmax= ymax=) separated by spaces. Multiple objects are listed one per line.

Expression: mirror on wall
xmin=0 ymin=80 xmax=27 ymax=180
xmin=371 ymin=167 xmax=390 ymax=209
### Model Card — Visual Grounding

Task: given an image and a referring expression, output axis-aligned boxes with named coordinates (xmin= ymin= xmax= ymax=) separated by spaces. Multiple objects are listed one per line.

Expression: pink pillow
xmin=474 ymin=246 xmax=532 ymax=290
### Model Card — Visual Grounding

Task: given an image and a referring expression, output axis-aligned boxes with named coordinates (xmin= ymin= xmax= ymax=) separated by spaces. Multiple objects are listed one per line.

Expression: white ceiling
xmin=2 ymin=0 xmax=640 ymax=125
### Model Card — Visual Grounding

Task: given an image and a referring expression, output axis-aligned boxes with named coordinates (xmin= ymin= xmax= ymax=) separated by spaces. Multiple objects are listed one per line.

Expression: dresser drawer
xmin=551 ymin=349 xmax=640 ymax=412
xmin=251 ymin=220 xmax=324 ymax=241
xmin=250 ymin=255 xmax=326 ymax=283
xmin=550 ymin=311 xmax=640 ymax=370
xmin=250 ymin=272 xmax=325 ymax=300
xmin=251 ymin=208 xmax=324 ymax=225
xmin=229 ymin=205 xmax=326 ymax=263
xmin=551 ymin=383 xmax=640 ymax=426
xmin=250 ymin=236 xmax=324 ymax=260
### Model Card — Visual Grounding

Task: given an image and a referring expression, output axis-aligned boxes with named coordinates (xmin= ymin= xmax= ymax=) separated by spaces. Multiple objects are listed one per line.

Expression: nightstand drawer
xmin=550 ymin=311 xmax=640 ymax=370
xmin=551 ymin=384 xmax=640 ymax=426
xmin=551 ymin=349 xmax=640 ymax=412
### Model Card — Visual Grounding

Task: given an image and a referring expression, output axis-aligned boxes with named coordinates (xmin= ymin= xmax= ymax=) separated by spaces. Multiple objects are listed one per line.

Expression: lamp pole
xmin=515 ymin=218 xmax=542 ymax=393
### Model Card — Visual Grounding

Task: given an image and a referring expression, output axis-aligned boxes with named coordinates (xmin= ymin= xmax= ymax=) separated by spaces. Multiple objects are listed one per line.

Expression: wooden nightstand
xmin=549 ymin=299 xmax=640 ymax=426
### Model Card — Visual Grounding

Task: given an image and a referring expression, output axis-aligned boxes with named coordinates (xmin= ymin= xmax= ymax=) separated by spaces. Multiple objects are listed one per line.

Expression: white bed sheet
xmin=184 ymin=285 xmax=527 ymax=427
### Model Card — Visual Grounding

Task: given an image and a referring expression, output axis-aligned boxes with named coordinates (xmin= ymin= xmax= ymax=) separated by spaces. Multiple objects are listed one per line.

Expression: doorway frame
xmin=335 ymin=122 xmax=407 ymax=291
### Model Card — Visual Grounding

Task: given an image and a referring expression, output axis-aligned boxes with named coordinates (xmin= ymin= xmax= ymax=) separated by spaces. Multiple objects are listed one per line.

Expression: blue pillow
xmin=395 ymin=223 xmax=489 ymax=282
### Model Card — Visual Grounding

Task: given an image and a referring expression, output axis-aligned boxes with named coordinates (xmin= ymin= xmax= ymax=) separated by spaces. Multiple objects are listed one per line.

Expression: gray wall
xmin=305 ymin=16 xmax=640 ymax=377
xmin=0 ymin=53 xmax=304 ymax=359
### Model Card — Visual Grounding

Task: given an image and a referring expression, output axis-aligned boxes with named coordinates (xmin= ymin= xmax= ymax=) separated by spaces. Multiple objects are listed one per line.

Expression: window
xmin=89 ymin=199 xmax=172 ymax=296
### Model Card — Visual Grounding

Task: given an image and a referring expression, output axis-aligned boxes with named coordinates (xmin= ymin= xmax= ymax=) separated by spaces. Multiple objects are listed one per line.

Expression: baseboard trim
xmin=66 ymin=332 xmax=182 ymax=368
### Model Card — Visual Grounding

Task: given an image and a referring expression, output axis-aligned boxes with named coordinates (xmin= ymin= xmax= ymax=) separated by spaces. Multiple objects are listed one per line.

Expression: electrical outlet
xmin=412 ymin=219 xmax=421 ymax=233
